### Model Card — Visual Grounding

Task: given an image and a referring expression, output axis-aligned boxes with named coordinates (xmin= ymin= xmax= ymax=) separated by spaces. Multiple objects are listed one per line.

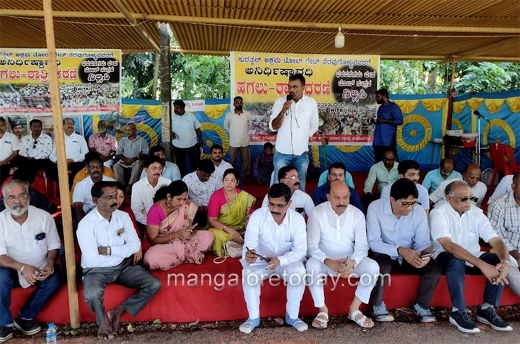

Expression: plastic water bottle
xmin=46 ymin=323 xmax=57 ymax=344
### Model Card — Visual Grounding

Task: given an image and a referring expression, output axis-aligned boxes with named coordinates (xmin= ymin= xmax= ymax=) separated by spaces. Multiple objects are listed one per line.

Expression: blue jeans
xmin=0 ymin=266 xmax=63 ymax=326
xmin=271 ymin=151 xmax=309 ymax=192
xmin=436 ymin=252 xmax=504 ymax=310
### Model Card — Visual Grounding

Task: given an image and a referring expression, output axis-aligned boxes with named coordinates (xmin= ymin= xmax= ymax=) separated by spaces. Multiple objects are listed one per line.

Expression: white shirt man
xmin=429 ymin=165 xmax=487 ymax=207
xmin=306 ymin=182 xmax=379 ymax=329
xmin=430 ymin=180 xmax=512 ymax=333
xmin=488 ymin=174 xmax=513 ymax=204
xmin=240 ymin=184 xmax=307 ymax=334
xmin=19 ymin=119 xmax=53 ymax=161
xmin=182 ymin=168 xmax=222 ymax=207
xmin=210 ymin=145 xmax=232 ymax=180
xmin=0 ymin=181 xmax=62 ymax=339
xmin=49 ymin=131 xmax=88 ymax=164
xmin=224 ymin=97 xmax=252 ymax=182
xmin=77 ymin=181 xmax=161 ymax=338
xmin=0 ymin=118 xmax=20 ymax=183
xmin=131 ymin=157 xmax=171 ymax=226
xmin=73 ymin=175 xmax=115 ymax=215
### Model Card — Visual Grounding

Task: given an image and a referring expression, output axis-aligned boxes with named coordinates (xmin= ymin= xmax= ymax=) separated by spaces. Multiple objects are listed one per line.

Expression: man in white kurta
xmin=77 ymin=181 xmax=161 ymax=339
xmin=306 ymin=181 xmax=378 ymax=329
xmin=240 ymin=183 xmax=307 ymax=334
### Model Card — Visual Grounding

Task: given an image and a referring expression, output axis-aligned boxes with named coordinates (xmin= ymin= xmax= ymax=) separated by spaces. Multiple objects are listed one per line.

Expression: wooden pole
xmin=42 ymin=0 xmax=80 ymax=329
xmin=152 ymin=52 xmax=160 ymax=100
xmin=159 ymin=23 xmax=172 ymax=159
xmin=445 ymin=58 xmax=457 ymax=159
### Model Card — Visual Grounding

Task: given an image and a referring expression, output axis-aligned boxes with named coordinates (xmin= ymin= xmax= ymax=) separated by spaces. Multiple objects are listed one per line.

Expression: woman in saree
xmin=143 ymin=180 xmax=214 ymax=270
xmin=207 ymin=169 xmax=256 ymax=257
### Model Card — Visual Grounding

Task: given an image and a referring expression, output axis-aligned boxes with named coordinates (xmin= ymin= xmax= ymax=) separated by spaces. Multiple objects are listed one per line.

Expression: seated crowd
xmin=1 ymin=115 xmax=520 ymax=340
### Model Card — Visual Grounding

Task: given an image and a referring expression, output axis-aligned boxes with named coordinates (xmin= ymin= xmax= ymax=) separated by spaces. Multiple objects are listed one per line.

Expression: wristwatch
xmin=107 ymin=246 xmax=111 ymax=256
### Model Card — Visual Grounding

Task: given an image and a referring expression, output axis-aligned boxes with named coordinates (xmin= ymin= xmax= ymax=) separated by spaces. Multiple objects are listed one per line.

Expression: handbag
xmin=213 ymin=240 xmax=243 ymax=264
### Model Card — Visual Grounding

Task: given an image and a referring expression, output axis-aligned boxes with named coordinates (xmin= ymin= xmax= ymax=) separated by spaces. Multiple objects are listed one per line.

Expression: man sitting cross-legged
xmin=240 ymin=183 xmax=308 ymax=333
xmin=77 ymin=181 xmax=161 ymax=339
xmin=306 ymin=181 xmax=379 ymax=329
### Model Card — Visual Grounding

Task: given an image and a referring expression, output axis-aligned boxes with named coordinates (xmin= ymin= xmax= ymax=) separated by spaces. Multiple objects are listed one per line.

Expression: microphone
xmin=473 ymin=110 xmax=490 ymax=121
xmin=285 ymin=94 xmax=293 ymax=116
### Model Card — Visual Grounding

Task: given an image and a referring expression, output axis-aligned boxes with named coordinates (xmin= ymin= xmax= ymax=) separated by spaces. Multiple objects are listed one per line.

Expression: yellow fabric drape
xmin=506 ymin=96 xmax=520 ymax=113
xmin=122 ymin=105 xmax=143 ymax=119
xmin=421 ymin=99 xmax=447 ymax=113
xmin=311 ymin=145 xmax=320 ymax=168
xmin=205 ymin=104 xmax=229 ymax=119
xmin=467 ymin=98 xmax=484 ymax=112
xmin=144 ymin=105 xmax=162 ymax=119
xmin=453 ymin=101 xmax=467 ymax=114
xmin=484 ymin=99 xmax=505 ymax=114
xmin=394 ymin=100 xmax=419 ymax=114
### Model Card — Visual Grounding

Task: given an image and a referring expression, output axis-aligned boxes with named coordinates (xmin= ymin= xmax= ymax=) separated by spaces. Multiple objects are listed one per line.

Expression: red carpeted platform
xmin=10 ymin=255 xmax=520 ymax=325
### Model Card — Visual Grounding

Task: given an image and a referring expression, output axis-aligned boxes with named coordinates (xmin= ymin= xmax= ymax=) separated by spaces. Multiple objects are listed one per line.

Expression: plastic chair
xmin=486 ymin=143 xmax=520 ymax=198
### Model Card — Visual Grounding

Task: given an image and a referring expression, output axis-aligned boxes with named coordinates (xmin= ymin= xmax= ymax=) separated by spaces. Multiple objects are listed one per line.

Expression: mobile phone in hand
xmin=421 ymin=254 xmax=432 ymax=260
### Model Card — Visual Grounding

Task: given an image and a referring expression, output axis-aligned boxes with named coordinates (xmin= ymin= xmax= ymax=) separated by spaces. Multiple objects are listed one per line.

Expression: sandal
xmin=239 ymin=318 xmax=260 ymax=334
xmin=285 ymin=313 xmax=308 ymax=332
xmin=312 ymin=311 xmax=329 ymax=329
xmin=349 ymin=310 xmax=375 ymax=329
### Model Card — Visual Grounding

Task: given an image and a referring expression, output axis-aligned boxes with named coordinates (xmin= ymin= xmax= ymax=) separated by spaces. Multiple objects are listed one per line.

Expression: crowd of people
xmin=0 ymin=75 xmax=519 ymax=340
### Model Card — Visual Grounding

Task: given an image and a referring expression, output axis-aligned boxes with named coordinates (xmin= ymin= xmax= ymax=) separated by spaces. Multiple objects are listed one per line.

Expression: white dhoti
xmin=242 ymin=261 xmax=306 ymax=319
xmin=306 ymin=256 xmax=379 ymax=307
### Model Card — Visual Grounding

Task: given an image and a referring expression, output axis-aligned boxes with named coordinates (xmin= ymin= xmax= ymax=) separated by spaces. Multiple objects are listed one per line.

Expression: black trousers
xmin=173 ymin=144 xmax=200 ymax=177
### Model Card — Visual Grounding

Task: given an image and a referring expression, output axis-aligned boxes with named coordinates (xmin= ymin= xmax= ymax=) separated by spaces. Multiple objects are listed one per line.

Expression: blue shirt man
xmin=373 ymin=89 xmax=403 ymax=163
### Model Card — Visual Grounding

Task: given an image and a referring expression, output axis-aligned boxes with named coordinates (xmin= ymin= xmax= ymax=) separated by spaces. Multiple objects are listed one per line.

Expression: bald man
xmin=431 ymin=180 xmax=512 ymax=333
xmin=306 ymin=181 xmax=379 ymax=329
xmin=113 ymin=123 xmax=149 ymax=189
xmin=429 ymin=165 xmax=487 ymax=208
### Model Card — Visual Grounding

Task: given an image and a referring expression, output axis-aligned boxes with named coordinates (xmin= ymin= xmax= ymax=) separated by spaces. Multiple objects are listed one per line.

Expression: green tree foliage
xmin=380 ymin=60 xmax=520 ymax=95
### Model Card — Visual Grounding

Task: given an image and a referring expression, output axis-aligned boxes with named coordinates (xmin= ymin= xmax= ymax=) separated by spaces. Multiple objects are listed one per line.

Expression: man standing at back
xmin=269 ymin=74 xmax=319 ymax=192
xmin=171 ymin=100 xmax=203 ymax=176
xmin=372 ymin=89 xmax=403 ymax=163
xmin=225 ymin=96 xmax=252 ymax=185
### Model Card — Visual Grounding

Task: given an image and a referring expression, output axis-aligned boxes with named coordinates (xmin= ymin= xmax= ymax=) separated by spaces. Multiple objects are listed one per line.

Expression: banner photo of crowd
xmin=0 ymin=48 xmax=122 ymax=137
xmin=231 ymin=52 xmax=380 ymax=146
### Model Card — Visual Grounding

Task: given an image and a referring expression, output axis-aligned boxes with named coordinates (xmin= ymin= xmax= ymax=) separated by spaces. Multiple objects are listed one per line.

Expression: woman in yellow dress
xmin=207 ymin=169 xmax=256 ymax=257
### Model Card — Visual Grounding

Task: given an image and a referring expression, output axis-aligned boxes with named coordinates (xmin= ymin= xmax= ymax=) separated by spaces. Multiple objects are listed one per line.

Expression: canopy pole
xmin=160 ymin=23 xmax=173 ymax=160
xmin=42 ymin=0 xmax=80 ymax=329
xmin=445 ymin=58 xmax=457 ymax=159
xmin=152 ymin=52 xmax=160 ymax=100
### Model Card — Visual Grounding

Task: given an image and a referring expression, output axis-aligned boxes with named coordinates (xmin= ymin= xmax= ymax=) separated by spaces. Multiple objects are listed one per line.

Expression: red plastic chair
xmin=487 ymin=143 xmax=520 ymax=197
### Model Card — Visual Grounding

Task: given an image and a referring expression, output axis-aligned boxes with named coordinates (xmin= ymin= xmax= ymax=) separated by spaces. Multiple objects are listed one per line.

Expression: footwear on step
xmin=13 ymin=317 xmax=40 ymax=336
xmin=372 ymin=302 xmax=394 ymax=322
xmin=449 ymin=310 xmax=480 ymax=333
xmin=476 ymin=306 xmax=512 ymax=331
xmin=239 ymin=318 xmax=260 ymax=334
xmin=311 ymin=311 xmax=329 ymax=330
xmin=0 ymin=327 xmax=13 ymax=343
xmin=285 ymin=313 xmax=308 ymax=332
xmin=349 ymin=310 xmax=375 ymax=328
xmin=413 ymin=302 xmax=437 ymax=323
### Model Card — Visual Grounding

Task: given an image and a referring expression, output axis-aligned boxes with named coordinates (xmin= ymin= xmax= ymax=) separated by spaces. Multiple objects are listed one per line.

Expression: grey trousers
xmin=83 ymin=258 xmax=161 ymax=325
xmin=113 ymin=160 xmax=144 ymax=186
xmin=228 ymin=145 xmax=250 ymax=182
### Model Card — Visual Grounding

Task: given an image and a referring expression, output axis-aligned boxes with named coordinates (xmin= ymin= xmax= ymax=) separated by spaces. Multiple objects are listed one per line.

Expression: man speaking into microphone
xmin=269 ymin=74 xmax=319 ymax=192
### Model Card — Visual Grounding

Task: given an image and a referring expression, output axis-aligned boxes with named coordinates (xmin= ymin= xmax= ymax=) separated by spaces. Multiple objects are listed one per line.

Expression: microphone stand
xmin=474 ymin=112 xmax=490 ymax=167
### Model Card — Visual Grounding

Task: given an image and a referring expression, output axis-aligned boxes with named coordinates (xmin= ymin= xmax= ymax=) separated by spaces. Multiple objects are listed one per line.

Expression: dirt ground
xmin=7 ymin=305 xmax=520 ymax=344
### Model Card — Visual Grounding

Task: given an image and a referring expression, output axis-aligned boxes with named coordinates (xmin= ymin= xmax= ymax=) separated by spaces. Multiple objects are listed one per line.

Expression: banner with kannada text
xmin=231 ymin=52 xmax=380 ymax=145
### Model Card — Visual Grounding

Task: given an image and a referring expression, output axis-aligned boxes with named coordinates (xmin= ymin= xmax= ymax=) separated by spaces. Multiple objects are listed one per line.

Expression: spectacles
xmin=32 ymin=140 xmax=37 ymax=149
xmin=396 ymin=200 xmax=421 ymax=208
xmin=268 ymin=202 xmax=288 ymax=210
xmin=457 ymin=196 xmax=478 ymax=203
xmin=6 ymin=193 xmax=29 ymax=202
xmin=284 ymin=175 xmax=299 ymax=180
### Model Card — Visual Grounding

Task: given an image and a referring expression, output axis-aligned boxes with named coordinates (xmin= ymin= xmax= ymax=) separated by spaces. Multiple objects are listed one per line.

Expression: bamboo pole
xmin=152 ymin=52 xmax=160 ymax=100
xmin=445 ymin=58 xmax=457 ymax=159
xmin=3 ymin=9 xmax=520 ymax=34
xmin=42 ymin=0 xmax=80 ymax=329
xmin=159 ymin=23 xmax=172 ymax=160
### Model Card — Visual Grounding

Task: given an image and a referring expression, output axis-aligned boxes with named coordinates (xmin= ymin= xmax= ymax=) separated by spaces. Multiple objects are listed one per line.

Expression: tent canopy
xmin=1 ymin=0 xmax=519 ymax=61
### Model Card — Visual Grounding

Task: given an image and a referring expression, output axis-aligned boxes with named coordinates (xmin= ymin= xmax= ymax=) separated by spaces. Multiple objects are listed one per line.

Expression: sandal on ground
xmin=239 ymin=318 xmax=260 ymax=334
xmin=285 ymin=313 xmax=308 ymax=332
xmin=349 ymin=310 xmax=375 ymax=329
xmin=312 ymin=311 xmax=329 ymax=330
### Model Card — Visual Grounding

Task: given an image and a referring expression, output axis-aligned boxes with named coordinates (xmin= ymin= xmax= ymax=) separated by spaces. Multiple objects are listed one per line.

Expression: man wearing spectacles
xmin=430 ymin=180 xmax=512 ymax=333
xmin=422 ymin=158 xmax=462 ymax=194
xmin=0 ymin=180 xmax=62 ymax=342
xmin=240 ymin=183 xmax=307 ymax=333
xmin=367 ymin=178 xmax=440 ymax=323
xmin=429 ymin=164 xmax=487 ymax=208
xmin=261 ymin=165 xmax=314 ymax=217
xmin=18 ymin=119 xmax=53 ymax=173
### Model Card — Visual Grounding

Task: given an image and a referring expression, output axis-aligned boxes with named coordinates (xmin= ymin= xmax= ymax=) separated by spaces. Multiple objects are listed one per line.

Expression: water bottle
xmin=46 ymin=323 xmax=57 ymax=344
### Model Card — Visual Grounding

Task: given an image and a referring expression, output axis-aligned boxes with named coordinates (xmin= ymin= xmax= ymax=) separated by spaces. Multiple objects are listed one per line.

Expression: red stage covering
xmin=10 ymin=255 xmax=520 ymax=325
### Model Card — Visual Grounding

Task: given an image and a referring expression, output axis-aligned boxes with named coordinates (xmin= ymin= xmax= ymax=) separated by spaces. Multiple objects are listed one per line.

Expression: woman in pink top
xmin=143 ymin=180 xmax=214 ymax=270
xmin=207 ymin=169 xmax=256 ymax=257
